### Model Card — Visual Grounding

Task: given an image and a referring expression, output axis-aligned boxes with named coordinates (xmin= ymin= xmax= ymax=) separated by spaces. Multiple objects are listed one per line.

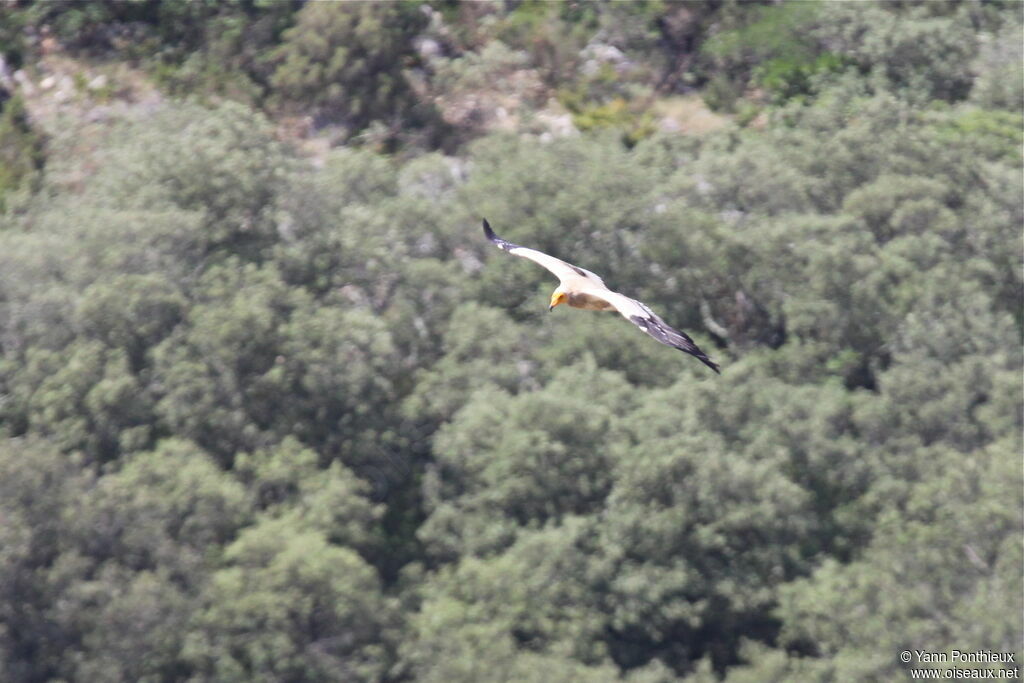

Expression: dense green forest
xmin=0 ymin=1 xmax=1021 ymax=681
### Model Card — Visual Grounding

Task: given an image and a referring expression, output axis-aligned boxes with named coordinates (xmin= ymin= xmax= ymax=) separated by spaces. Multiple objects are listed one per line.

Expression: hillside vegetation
xmin=0 ymin=2 xmax=1021 ymax=681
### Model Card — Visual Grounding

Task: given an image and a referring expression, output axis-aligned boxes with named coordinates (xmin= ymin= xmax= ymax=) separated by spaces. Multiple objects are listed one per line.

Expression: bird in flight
xmin=483 ymin=219 xmax=720 ymax=373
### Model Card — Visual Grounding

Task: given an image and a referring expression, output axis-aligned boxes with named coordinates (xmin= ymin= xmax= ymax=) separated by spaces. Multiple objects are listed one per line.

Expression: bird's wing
xmin=584 ymin=288 xmax=721 ymax=374
xmin=483 ymin=219 xmax=605 ymax=287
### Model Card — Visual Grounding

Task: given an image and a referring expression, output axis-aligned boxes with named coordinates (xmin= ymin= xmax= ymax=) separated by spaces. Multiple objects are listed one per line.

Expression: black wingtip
xmin=686 ymin=345 xmax=720 ymax=374
xmin=482 ymin=219 xmax=496 ymax=242
xmin=690 ymin=347 xmax=721 ymax=374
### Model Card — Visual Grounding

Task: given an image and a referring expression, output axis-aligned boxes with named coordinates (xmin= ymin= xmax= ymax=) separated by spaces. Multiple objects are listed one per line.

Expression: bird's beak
xmin=548 ymin=304 xmax=554 ymax=312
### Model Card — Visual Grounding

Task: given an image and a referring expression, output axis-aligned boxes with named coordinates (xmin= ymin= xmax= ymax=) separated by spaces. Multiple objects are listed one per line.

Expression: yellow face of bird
xmin=549 ymin=290 xmax=567 ymax=311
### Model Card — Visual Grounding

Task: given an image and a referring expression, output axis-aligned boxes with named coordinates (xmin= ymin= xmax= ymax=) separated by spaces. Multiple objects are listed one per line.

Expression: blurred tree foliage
xmin=0 ymin=94 xmax=44 ymax=210
xmin=0 ymin=0 xmax=301 ymax=99
xmin=270 ymin=1 xmax=447 ymax=147
xmin=0 ymin=1 xmax=1021 ymax=681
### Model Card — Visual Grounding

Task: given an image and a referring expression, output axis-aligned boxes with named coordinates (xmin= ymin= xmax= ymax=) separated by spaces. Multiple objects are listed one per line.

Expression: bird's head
xmin=549 ymin=289 xmax=567 ymax=311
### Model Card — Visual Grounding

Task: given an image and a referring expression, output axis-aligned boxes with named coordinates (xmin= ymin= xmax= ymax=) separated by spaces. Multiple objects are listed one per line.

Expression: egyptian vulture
xmin=483 ymin=219 xmax=720 ymax=373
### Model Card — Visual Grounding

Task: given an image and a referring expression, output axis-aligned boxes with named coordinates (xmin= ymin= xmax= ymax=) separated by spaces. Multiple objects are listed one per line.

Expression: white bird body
xmin=482 ymin=219 xmax=720 ymax=373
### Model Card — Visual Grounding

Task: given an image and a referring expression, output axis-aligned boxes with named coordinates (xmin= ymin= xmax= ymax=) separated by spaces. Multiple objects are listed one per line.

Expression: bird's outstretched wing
xmin=483 ymin=219 xmax=605 ymax=286
xmin=482 ymin=218 xmax=719 ymax=373
xmin=588 ymin=289 xmax=721 ymax=374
